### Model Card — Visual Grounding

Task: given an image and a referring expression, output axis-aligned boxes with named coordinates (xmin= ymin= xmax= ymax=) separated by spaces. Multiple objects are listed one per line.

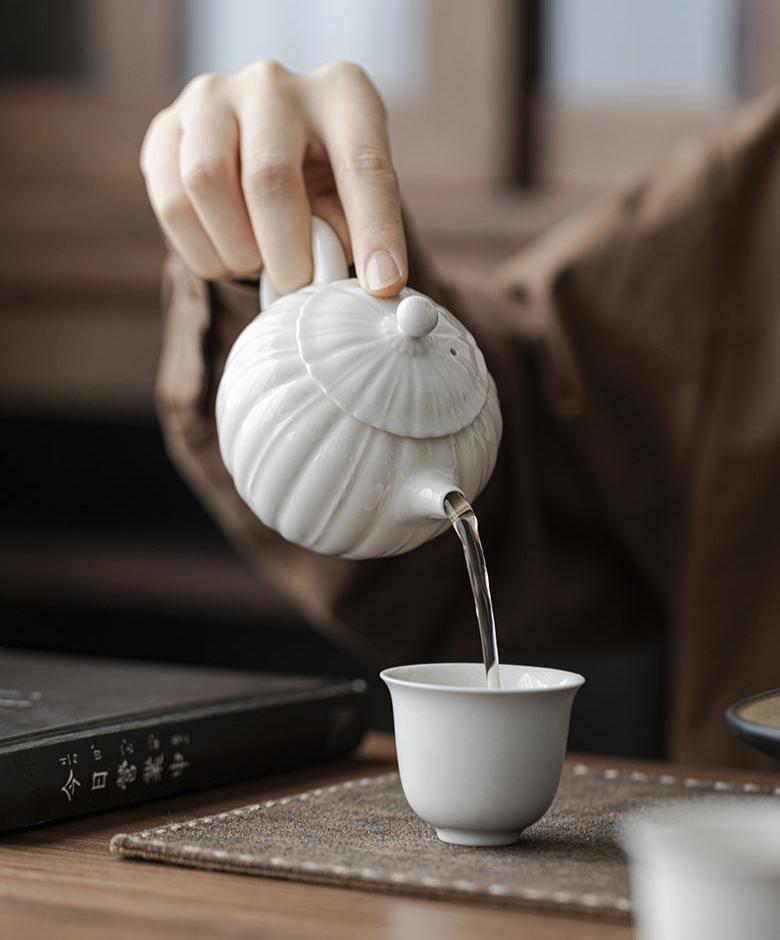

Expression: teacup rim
xmin=619 ymin=799 xmax=780 ymax=876
xmin=380 ymin=662 xmax=585 ymax=694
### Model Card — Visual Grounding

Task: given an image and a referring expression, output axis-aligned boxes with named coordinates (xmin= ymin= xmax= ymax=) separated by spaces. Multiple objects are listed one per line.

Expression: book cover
xmin=0 ymin=649 xmax=367 ymax=832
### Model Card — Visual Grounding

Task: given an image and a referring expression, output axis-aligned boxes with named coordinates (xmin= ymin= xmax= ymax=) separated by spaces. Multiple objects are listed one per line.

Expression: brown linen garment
xmin=156 ymin=91 xmax=780 ymax=768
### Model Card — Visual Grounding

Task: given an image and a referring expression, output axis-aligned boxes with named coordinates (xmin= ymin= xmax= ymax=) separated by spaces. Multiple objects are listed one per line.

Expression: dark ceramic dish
xmin=726 ymin=688 xmax=780 ymax=761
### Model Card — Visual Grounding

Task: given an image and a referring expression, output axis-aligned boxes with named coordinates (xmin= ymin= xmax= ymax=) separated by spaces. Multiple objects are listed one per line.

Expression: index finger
xmin=306 ymin=64 xmax=407 ymax=297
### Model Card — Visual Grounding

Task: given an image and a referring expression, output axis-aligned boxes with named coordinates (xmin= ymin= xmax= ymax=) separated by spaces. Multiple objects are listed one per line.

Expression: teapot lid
xmin=297 ymin=281 xmax=490 ymax=439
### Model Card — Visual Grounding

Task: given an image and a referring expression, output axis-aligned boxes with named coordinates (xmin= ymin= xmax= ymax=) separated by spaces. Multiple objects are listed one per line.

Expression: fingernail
xmin=365 ymin=250 xmax=401 ymax=291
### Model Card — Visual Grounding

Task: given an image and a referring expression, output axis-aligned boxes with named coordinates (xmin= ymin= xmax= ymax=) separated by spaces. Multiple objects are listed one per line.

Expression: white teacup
xmin=622 ymin=801 xmax=780 ymax=940
xmin=381 ymin=662 xmax=584 ymax=846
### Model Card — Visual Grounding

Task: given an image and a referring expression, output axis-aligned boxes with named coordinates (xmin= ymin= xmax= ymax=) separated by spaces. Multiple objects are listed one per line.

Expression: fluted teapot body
xmin=216 ymin=219 xmax=502 ymax=559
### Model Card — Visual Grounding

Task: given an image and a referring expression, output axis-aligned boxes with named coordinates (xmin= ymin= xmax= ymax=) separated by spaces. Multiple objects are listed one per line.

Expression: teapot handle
xmin=259 ymin=217 xmax=349 ymax=311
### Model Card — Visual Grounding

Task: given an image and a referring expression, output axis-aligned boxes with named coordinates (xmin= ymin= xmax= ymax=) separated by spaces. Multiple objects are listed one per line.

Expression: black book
xmin=0 ymin=649 xmax=367 ymax=832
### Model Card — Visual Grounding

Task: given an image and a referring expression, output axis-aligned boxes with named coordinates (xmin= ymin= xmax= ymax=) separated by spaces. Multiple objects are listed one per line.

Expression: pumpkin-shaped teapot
xmin=216 ymin=218 xmax=502 ymax=559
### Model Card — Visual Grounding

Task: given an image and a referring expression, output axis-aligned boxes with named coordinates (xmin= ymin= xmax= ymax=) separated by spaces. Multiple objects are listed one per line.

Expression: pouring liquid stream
xmin=444 ymin=492 xmax=501 ymax=689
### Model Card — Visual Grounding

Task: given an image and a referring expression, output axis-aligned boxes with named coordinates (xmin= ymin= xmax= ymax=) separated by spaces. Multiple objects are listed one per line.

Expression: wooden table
xmin=0 ymin=734 xmax=776 ymax=940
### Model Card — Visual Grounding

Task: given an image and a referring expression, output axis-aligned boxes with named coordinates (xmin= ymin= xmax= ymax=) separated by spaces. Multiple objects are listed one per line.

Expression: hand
xmin=141 ymin=60 xmax=407 ymax=297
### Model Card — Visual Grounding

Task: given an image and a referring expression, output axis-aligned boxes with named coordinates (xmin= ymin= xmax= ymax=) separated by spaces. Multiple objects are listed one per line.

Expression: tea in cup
xmin=381 ymin=662 xmax=584 ymax=846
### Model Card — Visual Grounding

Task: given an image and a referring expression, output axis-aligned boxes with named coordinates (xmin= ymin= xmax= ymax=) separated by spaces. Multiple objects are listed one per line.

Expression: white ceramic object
xmin=622 ymin=801 xmax=780 ymax=940
xmin=216 ymin=218 xmax=502 ymax=559
xmin=381 ymin=662 xmax=584 ymax=846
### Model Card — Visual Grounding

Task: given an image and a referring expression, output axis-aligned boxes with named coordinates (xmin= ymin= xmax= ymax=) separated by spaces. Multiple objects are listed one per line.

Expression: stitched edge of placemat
xmin=110 ymin=764 xmax=780 ymax=920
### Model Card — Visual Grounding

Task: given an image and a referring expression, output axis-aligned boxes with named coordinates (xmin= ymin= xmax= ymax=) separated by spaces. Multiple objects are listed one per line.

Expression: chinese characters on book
xmin=58 ymin=732 xmax=191 ymax=803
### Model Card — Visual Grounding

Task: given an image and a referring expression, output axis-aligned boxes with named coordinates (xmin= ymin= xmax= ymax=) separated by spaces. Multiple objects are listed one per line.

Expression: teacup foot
xmin=435 ymin=827 xmax=522 ymax=847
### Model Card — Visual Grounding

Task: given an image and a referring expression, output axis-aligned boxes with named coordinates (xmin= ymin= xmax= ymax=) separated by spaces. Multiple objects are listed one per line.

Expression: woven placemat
xmin=111 ymin=763 xmax=780 ymax=919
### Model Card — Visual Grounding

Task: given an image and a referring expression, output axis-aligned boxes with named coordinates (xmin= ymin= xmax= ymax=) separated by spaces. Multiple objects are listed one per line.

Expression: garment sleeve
xmin=156 ymin=91 xmax=780 ymax=766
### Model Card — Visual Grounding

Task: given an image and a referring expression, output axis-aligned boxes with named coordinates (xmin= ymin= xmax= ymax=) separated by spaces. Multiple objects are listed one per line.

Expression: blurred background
xmin=2 ymin=0 xmax=778 ymax=751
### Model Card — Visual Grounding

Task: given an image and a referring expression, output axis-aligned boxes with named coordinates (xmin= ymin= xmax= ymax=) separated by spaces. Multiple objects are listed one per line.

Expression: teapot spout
xmin=397 ymin=474 xmax=464 ymax=523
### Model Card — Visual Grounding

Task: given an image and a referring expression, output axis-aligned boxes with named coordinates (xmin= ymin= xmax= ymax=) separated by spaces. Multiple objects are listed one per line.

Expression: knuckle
xmin=221 ymin=238 xmax=262 ymax=276
xmin=343 ymin=145 xmax=396 ymax=180
xmin=241 ymin=58 xmax=286 ymax=84
xmin=243 ymin=160 xmax=299 ymax=199
xmin=181 ymin=158 xmax=232 ymax=196
xmin=362 ymin=221 xmax=402 ymax=243
xmin=321 ymin=60 xmax=370 ymax=85
xmin=140 ymin=108 xmax=173 ymax=173
xmin=227 ymin=255 xmax=262 ymax=278
xmin=157 ymin=191 xmax=191 ymax=228
xmin=192 ymin=262 xmax=227 ymax=281
xmin=181 ymin=71 xmax=221 ymax=100
xmin=144 ymin=106 xmax=170 ymax=138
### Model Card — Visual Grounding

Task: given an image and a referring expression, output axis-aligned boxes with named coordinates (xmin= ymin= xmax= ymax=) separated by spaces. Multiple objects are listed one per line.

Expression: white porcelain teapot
xmin=216 ymin=218 xmax=502 ymax=559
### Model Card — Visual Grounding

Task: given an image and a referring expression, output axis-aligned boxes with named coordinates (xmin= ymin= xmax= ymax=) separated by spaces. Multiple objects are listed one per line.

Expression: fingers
xmin=142 ymin=61 xmax=406 ymax=294
xmin=178 ymin=86 xmax=261 ymax=277
xmin=307 ymin=63 xmax=407 ymax=297
xmin=141 ymin=108 xmax=228 ymax=279
xmin=233 ymin=62 xmax=311 ymax=295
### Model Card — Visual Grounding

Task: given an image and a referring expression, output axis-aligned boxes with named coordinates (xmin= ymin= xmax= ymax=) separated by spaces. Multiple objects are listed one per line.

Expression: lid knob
xmin=396 ymin=295 xmax=438 ymax=338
